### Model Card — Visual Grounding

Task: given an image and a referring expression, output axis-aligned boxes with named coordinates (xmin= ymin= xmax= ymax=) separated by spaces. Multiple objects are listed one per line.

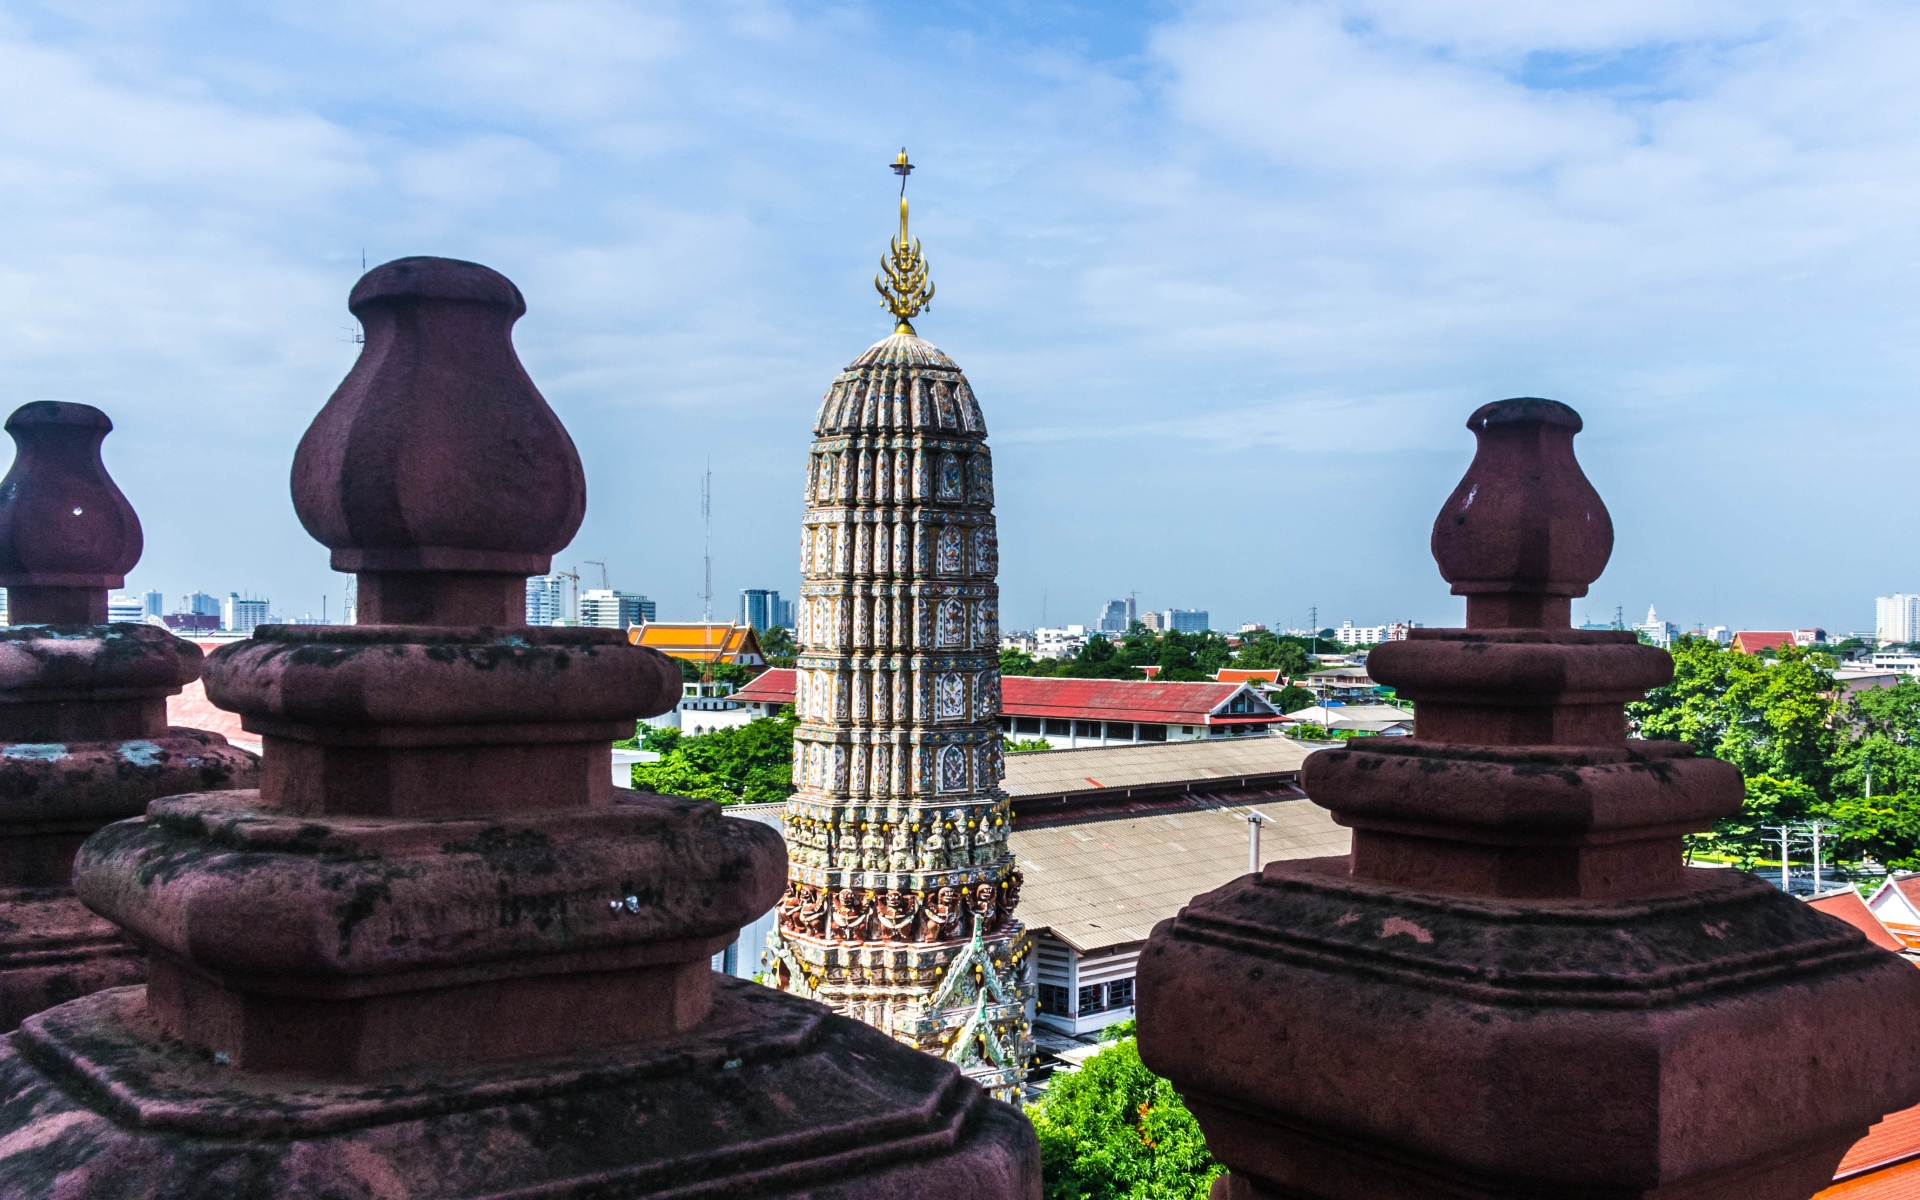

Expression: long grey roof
xmin=1009 ymin=792 xmax=1349 ymax=953
xmin=1000 ymin=736 xmax=1318 ymax=800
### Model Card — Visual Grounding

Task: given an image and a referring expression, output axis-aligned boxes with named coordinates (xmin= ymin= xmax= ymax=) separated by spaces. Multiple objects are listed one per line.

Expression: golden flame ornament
xmin=875 ymin=148 xmax=934 ymax=334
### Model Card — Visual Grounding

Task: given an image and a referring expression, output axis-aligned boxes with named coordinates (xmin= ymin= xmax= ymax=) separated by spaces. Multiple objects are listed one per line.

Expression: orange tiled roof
xmin=1731 ymin=630 xmax=1797 ymax=655
xmin=629 ymin=623 xmax=765 ymax=665
xmin=1810 ymin=890 xmax=1907 ymax=954
xmin=1821 ymin=1103 xmax=1920 ymax=1197
xmin=1215 ymin=668 xmax=1282 ymax=684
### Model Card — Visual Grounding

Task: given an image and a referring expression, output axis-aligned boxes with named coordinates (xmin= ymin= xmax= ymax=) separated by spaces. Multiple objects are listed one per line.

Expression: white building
xmin=107 ymin=593 xmax=145 ymax=623
xmin=1032 ymin=625 xmax=1089 ymax=659
xmin=579 ymin=589 xmax=653 ymax=629
xmin=1332 ymin=621 xmax=1387 ymax=647
xmin=642 ymin=681 xmax=759 ymax=734
xmin=222 ymin=593 xmax=270 ymax=634
xmin=1872 ymin=652 xmax=1920 ymax=675
xmin=526 ymin=574 xmax=570 ymax=625
xmin=1879 ymin=595 xmax=1920 ymax=646
xmin=1634 ymin=605 xmax=1678 ymax=648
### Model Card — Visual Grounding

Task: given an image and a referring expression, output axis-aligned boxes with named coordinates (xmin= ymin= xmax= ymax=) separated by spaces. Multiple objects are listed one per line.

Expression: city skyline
xmin=4 ymin=3 xmax=1920 ymax=635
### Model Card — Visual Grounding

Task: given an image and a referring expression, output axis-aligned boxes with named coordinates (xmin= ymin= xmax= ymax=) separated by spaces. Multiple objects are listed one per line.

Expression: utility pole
xmin=1763 ymin=825 xmax=1791 ymax=893
xmin=1308 ymin=605 xmax=1318 ymax=658
xmin=1806 ymin=820 xmax=1828 ymax=894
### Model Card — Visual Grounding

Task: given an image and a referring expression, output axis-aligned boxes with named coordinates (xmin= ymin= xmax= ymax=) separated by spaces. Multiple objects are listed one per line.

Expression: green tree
xmin=1002 ymin=646 xmax=1058 ymax=677
xmin=1273 ymin=684 xmax=1315 ymax=714
xmin=1233 ymin=632 xmax=1312 ymax=679
xmin=1006 ymin=737 xmax=1052 ymax=753
xmin=1058 ymin=635 xmax=1145 ymax=680
xmin=1030 ymin=1029 xmax=1222 ymax=1200
xmin=1630 ymin=637 xmax=1839 ymax=860
xmin=630 ymin=706 xmax=798 ymax=804
xmin=677 ymin=658 xmax=755 ymax=687
xmin=759 ymin=624 xmax=797 ymax=667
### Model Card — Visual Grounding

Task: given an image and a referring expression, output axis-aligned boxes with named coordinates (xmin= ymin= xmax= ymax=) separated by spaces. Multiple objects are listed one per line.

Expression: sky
xmin=2 ymin=0 xmax=1918 ymax=636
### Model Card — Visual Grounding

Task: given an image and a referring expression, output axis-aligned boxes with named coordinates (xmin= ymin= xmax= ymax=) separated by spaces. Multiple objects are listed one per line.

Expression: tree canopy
xmin=626 ymin=706 xmax=797 ymax=805
xmin=1029 ymin=1023 xmax=1222 ymax=1200
xmin=1630 ymin=636 xmax=1920 ymax=871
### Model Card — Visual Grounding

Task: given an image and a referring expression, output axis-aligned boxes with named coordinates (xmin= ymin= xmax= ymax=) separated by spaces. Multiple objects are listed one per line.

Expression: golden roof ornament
xmin=875 ymin=148 xmax=934 ymax=336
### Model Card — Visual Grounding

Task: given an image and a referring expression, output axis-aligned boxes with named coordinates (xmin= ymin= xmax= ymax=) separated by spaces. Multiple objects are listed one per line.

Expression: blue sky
xmin=2 ymin=0 xmax=1917 ymax=635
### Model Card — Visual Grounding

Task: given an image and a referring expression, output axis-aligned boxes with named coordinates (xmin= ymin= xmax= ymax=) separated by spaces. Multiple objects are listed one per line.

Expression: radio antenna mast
xmin=702 ymin=458 xmax=714 ymax=622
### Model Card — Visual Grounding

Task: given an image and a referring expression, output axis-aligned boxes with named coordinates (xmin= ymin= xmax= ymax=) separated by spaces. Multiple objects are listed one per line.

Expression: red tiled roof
xmin=1822 ymin=1104 xmax=1920 ymax=1196
xmin=1811 ymin=890 xmax=1907 ymax=953
xmin=734 ymin=669 xmax=796 ymax=704
xmin=1872 ymin=878 xmax=1920 ymax=951
xmin=165 ymin=679 xmax=253 ymax=749
xmin=1731 ymin=630 xmax=1797 ymax=655
xmin=730 ymin=669 xmax=1276 ymax=725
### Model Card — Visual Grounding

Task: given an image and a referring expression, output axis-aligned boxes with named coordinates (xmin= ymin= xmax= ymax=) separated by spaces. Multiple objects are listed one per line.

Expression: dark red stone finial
xmin=1432 ymin=397 xmax=1612 ymax=630
xmin=291 ymin=256 xmax=586 ymax=626
xmin=0 ymin=402 xmax=142 ymax=624
xmin=1137 ymin=396 xmax=1920 ymax=1200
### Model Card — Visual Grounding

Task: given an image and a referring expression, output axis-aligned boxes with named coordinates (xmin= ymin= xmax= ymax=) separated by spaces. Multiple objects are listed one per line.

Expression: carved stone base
xmin=0 ymin=888 xmax=140 ymax=1032
xmin=0 ymin=976 xmax=1041 ymax=1198
xmin=1140 ymin=857 xmax=1920 ymax=1200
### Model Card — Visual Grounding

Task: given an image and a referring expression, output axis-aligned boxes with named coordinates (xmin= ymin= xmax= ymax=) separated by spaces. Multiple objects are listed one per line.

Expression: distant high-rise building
xmin=1166 ymin=609 xmax=1210 ymax=634
xmin=1125 ymin=595 xmax=1137 ymax=626
xmin=740 ymin=588 xmax=789 ymax=632
xmin=1332 ymin=621 xmax=1387 ymax=647
xmin=1877 ymin=594 xmax=1920 ymax=646
xmin=181 ymin=592 xmax=220 ymax=618
xmin=579 ymin=589 xmax=652 ymax=628
xmin=222 ymin=593 xmax=270 ymax=634
xmin=142 ymin=590 xmax=164 ymax=618
xmin=0 ymin=589 xmax=9 ymax=624
xmin=526 ymin=574 xmax=570 ymax=625
xmin=1140 ymin=610 xmax=1165 ymax=632
xmin=1097 ymin=599 xmax=1128 ymax=634
xmin=107 ymin=593 xmax=144 ymax=623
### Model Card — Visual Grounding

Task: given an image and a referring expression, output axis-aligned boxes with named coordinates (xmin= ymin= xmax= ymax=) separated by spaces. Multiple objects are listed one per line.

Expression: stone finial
xmin=291 ymin=257 xmax=585 ymax=626
xmin=0 ymin=403 xmax=142 ymax=625
xmin=1431 ymin=398 xmax=1612 ymax=630
xmin=1138 ymin=397 xmax=1920 ymax=1200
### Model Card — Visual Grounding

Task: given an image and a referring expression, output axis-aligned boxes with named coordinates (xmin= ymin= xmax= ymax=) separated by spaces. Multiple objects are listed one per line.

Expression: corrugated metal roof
xmin=1818 ymin=1160 xmax=1920 ymax=1199
xmin=1002 ymin=737 xmax=1318 ymax=799
xmin=1010 ymin=793 xmax=1349 ymax=953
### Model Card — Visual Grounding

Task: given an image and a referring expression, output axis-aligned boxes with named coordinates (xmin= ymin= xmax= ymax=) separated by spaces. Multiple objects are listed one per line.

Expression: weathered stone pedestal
xmin=0 ymin=402 xmax=255 ymax=1031
xmin=0 ymin=257 xmax=1038 ymax=1198
xmin=1138 ymin=398 xmax=1920 ymax=1200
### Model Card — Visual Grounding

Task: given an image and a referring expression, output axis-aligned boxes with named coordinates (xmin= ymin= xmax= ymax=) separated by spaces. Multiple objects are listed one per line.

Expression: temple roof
xmin=843 ymin=332 xmax=959 ymax=372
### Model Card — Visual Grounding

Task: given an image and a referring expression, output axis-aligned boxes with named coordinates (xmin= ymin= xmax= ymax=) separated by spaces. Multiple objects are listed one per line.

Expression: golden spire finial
xmin=876 ymin=147 xmax=934 ymax=336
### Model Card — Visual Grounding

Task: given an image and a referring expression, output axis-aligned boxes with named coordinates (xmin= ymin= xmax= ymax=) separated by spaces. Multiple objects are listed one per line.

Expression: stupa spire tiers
xmin=770 ymin=153 xmax=1032 ymax=1103
xmin=1138 ymin=397 xmax=1920 ymax=1200
xmin=0 ymin=256 xmax=1039 ymax=1196
xmin=0 ymin=402 xmax=256 ymax=1030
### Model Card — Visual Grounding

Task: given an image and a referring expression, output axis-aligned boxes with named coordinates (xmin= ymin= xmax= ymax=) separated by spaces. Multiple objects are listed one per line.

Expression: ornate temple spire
xmin=771 ymin=153 xmax=1030 ymax=1102
xmin=875 ymin=147 xmax=934 ymax=336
